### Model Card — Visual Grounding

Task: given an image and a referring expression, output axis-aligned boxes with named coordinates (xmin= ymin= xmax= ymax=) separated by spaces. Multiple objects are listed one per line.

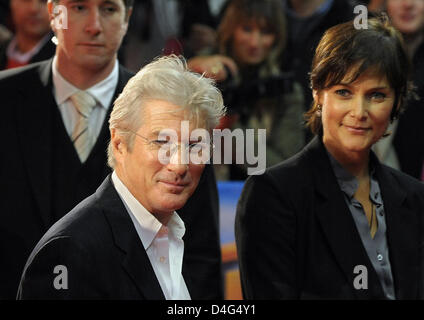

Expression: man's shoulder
xmin=41 ymin=194 xmax=108 ymax=245
xmin=0 ymin=60 xmax=47 ymax=79
xmin=0 ymin=60 xmax=49 ymax=88
xmin=118 ymin=64 xmax=134 ymax=77
xmin=37 ymin=178 xmax=126 ymax=250
xmin=117 ymin=64 xmax=135 ymax=85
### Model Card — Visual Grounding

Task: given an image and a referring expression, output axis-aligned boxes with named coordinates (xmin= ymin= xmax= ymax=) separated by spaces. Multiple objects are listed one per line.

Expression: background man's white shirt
xmin=52 ymin=56 xmax=119 ymax=144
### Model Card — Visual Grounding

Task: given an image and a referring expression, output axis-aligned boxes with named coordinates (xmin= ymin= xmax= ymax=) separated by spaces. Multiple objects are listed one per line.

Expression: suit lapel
xmin=306 ymin=137 xmax=385 ymax=299
xmin=376 ymin=163 xmax=419 ymax=299
xmin=16 ymin=60 xmax=55 ymax=229
xmin=181 ymin=260 xmax=196 ymax=299
xmin=98 ymin=176 xmax=165 ymax=300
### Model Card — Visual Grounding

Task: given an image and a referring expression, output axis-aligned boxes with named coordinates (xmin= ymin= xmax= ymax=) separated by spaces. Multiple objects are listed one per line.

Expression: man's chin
xmin=159 ymin=193 xmax=191 ymax=212
xmin=76 ymin=54 xmax=113 ymax=72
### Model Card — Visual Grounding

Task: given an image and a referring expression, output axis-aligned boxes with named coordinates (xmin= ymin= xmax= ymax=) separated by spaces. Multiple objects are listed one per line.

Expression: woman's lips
xmin=343 ymin=124 xmax=371 ymax=134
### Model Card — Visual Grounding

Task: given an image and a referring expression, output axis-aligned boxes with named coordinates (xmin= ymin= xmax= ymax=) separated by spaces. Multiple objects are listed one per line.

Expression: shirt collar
xmin=111 ymin=171 xmax=185 ymax=249
xmin=6 ymin=33 xmax=51 ymax=63
xmin=51 ymin=55 xmax=119 ymax=109
xmin=327 ymin=150 xmax=380 ymax=203
xmin=327 ymin=151 xmax=358 ymax=199
xmin=167 ymin=211 xmax=186 ymax=240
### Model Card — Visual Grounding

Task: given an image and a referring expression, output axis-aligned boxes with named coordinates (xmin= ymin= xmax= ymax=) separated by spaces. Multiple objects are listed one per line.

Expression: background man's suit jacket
xmin=236 ymin=136 xmax=424 ymax=299
xmin=0 ymin=59 xmax=222 ymax=299
xmin=17 ymin=176 xmax=205 ymax=299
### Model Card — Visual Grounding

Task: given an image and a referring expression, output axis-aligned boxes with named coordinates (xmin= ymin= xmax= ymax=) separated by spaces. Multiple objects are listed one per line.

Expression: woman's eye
xmin=370 ymin=92 xmax=386 ymax=100
xmin=335 ymin=89 xmax=351 ymax=97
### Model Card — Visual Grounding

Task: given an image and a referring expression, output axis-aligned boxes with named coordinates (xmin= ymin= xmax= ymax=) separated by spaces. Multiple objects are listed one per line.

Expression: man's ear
xmin=126 ymin=7 xmax=133 ymax=22
xmin=47 ymin=1 xmax=57 ymax=33
xmin=111 ymin=129 xmax=127 ymax=161
xmin=121 ymin=7 xmax=133 ymax=35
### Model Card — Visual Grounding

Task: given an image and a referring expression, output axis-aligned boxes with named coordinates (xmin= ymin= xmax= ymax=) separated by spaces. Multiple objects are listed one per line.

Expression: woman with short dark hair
xmin=235 ymin=16 xmax=424 ymax=300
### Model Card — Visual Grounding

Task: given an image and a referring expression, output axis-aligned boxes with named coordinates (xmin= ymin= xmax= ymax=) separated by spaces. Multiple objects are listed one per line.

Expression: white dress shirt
xmin=51 ymin=56 xmax=119 ymax=143
xmin=111 ymin=171 xmax=191 ymax=300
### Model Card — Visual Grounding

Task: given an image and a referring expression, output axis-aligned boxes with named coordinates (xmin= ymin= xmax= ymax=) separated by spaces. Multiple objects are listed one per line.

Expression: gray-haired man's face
xmin=111 ymin=99 xmax=207 ymax=219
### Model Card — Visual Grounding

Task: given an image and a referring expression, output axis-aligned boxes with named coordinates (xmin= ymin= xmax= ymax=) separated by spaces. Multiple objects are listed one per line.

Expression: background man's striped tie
xmin=70 ymin=91 xmax=97 ymax=163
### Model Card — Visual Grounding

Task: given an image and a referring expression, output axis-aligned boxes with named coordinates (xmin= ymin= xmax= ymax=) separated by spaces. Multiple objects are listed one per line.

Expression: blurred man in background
xmin=0 ymin=0 xmax=54 ymax=69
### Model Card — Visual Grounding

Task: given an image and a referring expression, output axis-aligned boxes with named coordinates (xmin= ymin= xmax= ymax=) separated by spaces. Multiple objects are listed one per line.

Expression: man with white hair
xmin=17 ymin=55 xmax=225 ymax=299
xmin=0 ymin=0 xmax=223 ymax=300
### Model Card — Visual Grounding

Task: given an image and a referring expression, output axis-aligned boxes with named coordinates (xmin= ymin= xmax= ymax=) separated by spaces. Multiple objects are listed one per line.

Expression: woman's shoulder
xmin=382 ymin=164 xmax=424 ymax=194
xmin=246 ymin=148 xmax=312 ymax=191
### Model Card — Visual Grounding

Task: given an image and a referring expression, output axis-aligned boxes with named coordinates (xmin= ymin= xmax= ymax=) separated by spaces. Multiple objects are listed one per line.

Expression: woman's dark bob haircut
xmin=217 ymin=0 xmax=287 ymax=76
xmin=305 ymin=15 xmax=413 ymax=135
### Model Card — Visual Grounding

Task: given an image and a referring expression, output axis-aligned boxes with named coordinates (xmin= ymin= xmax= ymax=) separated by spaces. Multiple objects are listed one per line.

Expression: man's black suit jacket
xmin=236 ymin=136 xmax=424 ymax=299
xmin=0 ymin=59 xmax=222 ymax=299
xmin=17 ymin=176 xmax=202 ymax=299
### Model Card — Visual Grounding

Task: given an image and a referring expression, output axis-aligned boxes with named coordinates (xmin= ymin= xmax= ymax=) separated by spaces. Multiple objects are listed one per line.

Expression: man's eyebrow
xmin=150 ymin=129 xmax=175 ymax=138
xmin=103 ymin=0 xmax=120 ymax=5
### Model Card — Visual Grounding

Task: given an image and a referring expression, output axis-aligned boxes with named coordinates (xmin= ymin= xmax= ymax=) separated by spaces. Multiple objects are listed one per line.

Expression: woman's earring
xmin=316 ymin=104 xmax=322 ymax=116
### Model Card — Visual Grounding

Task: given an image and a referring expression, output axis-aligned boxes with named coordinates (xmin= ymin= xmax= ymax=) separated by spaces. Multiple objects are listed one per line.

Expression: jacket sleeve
xmin=235 ymin=171 xmax=298 ymax=299
xmin=17 ymin=236 xmax=100 ymax=300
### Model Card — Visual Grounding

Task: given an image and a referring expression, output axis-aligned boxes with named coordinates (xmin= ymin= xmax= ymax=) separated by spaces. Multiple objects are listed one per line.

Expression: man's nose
xmin=166 ymin=145 xmax=189 ymax=176
xmin=85 ymin=8 xmax=102 ymax=36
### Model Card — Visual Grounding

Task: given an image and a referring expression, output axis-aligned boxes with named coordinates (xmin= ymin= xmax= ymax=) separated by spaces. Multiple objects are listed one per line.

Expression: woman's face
xmin=387 ymin=0 xmax=424 ymax=35
xmin=316 ymin=68 xmax=395 ymax=155
xmin=231 ymin=19 xmax=276 ymax=66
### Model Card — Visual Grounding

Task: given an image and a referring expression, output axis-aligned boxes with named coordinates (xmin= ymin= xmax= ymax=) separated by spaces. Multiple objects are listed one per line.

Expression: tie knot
xmin=70 ymin=90 xmax=97 ymax=118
